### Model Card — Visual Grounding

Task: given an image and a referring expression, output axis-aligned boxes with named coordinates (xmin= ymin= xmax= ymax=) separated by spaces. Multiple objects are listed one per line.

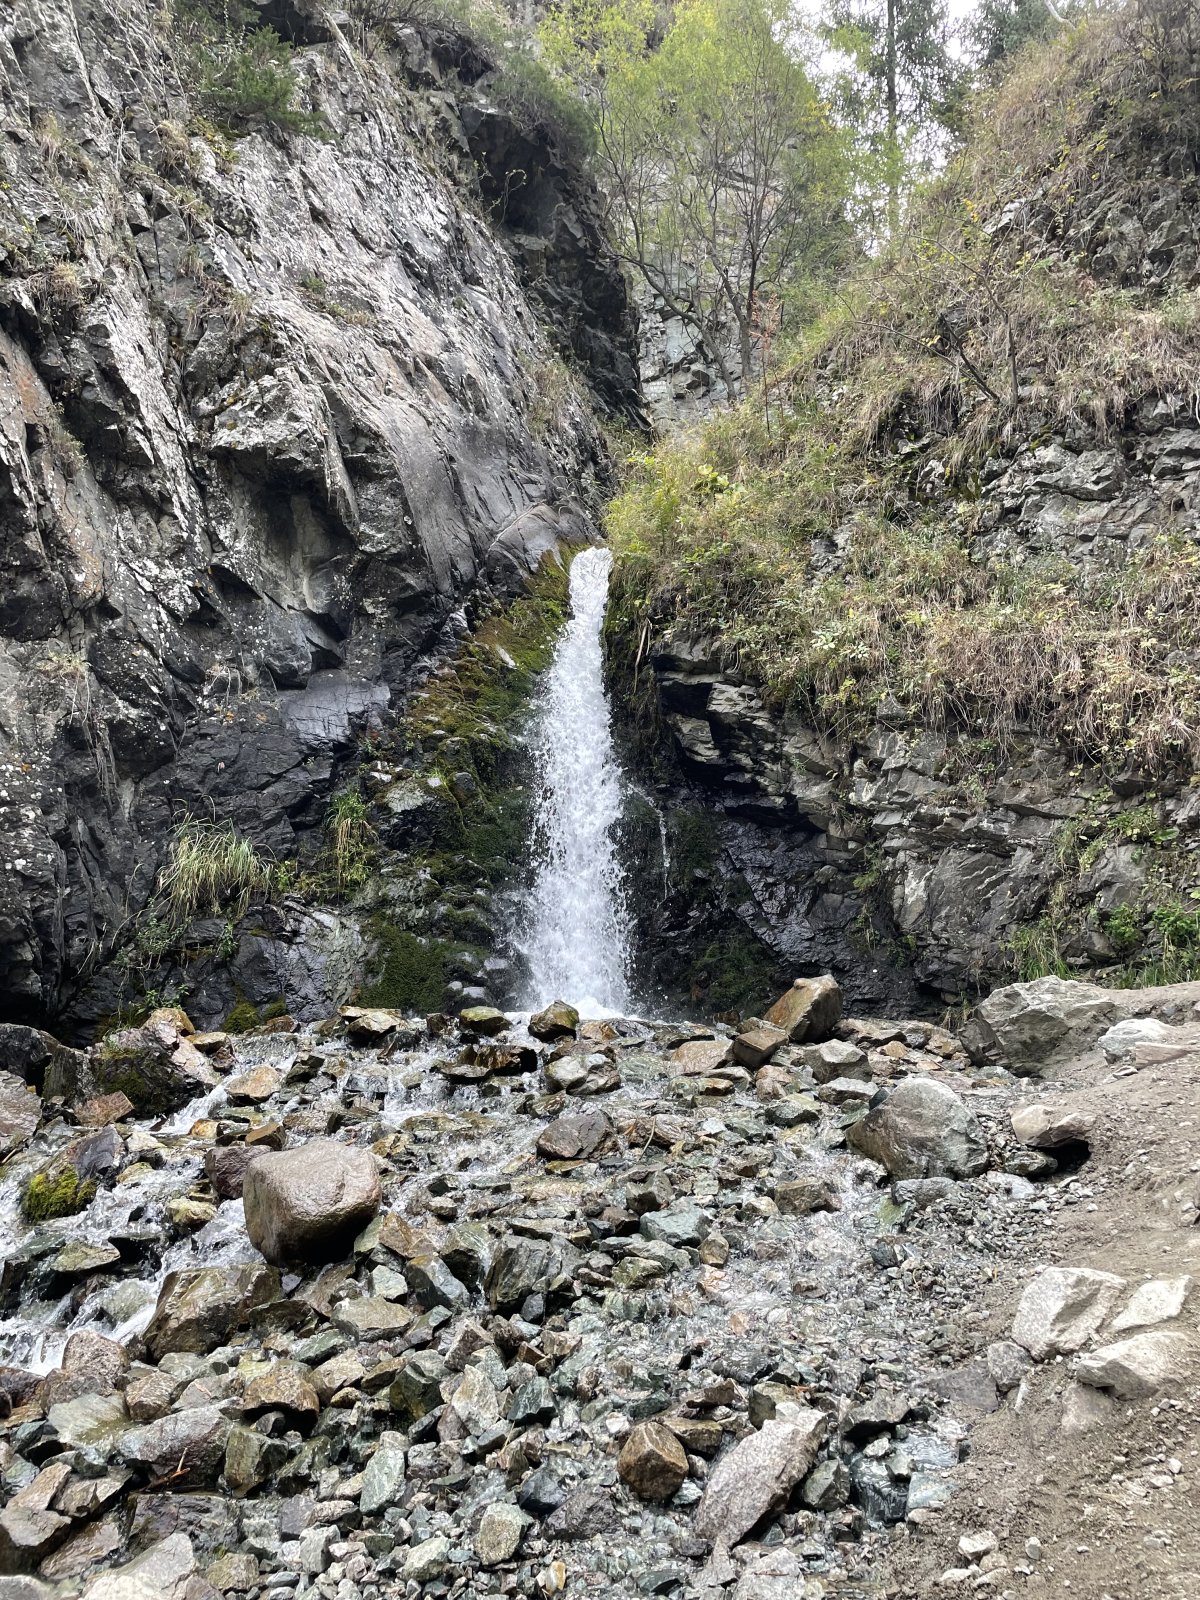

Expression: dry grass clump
xmin=157 ymin=819 xmax=272 ymax=927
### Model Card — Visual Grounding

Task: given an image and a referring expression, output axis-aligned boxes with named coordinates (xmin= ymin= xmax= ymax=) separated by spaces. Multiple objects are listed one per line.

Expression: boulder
xmin=0 ymin=1072 xmax=40 ymax=1160
xmin=37 ymin=1331 xmax=128 ymax=1409
xmin=775 ymin=1175 xmax=841 ymax=1216
xmin=1074 ymin=1331 xmax=1193 ymax=1398
xmin=529 ymin=1001 xmax=579 ymax=1042
xmin=223 ymin=1064 xmax=282 ymax=1104
xmin=45 ymin=1392 xmax=129 ymax=1451
xmin=144 ymin=1263 xmax=280 ymax=1359
xmin=242 ymin=1139 xmax=382 ymax=1266
xmin=360 ymin=1436 xmax=406 ymax=1514
xmin=1011 ymin=1267 xmax=1126 ymax=1360
xmin=204 ymin=1144 xmax=267 ymax=1201
xmin=475 ymin=1502 xmax=526 ymax=1566
xmin=1110 ymin=1276 xmax=1192 ymax=1333
xmin=671 ymin=1038 xmax=733 ymax=1074
xmin=460 ymin=1006 xmax=509 ymax=1036
xmin=640 ymin=1201 xmax=710 ymax=1246
xmin=796 ymin=1038 xmax=868 ymax=1083
xmin=80 ymin=1533 xmax=195 ymax=1600
xmin=242 ymin=1361 xmax=320 ymax=1429
xmin=87 ymin=1017 xmax=215 ymax=1114
xmin=535 ymin=1110 xmax=615 ymax=1161
xmin=485 ymin=1237 xmax=579 ymax=1313
xmin=617 ymin=1421 xmax=689 ymax=1502
xmin=0 ymin=1465 xmax=73 ymax=1574
xmin=403 ymin=1537 xmax=450 ymax=1583
xmin=960 ymin=976 xmax=1200 ymax=1074
xmin=121 ymin=1404 xmax=232 ymax=1486
xmin=694 ymin=1406 xmax=826 ymax=1546
xmin=965 ymin=976 xmax=1120 ymax=1071
xmin=764 ymin=975 xmax=842 ymax=1043
xmin=846 ymin=1077 xmax=987 ymax=1179
xmin=389 ymin=1351 xmax=448 ymax=1421
xmin=731 ymin=1025 xmax=788 ymax=1069
xmin=1010 ymin=1103 xmax=1094 ymax=1149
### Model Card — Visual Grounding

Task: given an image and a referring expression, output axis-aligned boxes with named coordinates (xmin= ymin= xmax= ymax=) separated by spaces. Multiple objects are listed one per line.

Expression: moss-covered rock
xmin=23 ymin=1167 xmax=96 ymax=1222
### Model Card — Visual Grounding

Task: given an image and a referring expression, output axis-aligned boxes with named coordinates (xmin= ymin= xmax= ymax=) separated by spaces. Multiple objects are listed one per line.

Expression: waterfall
xmin=519 ymin=546 xmax=631 ymax=1015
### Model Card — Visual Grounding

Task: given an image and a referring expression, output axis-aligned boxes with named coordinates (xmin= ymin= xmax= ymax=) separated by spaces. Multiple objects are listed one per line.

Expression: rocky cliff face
xmin=618 ymin=402 xmax=1200 ymax=1011
xmin=0 ymin=0 xmax=639 ymax=1031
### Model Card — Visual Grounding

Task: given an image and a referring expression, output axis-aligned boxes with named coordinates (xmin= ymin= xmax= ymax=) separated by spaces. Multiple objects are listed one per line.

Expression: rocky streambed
xmin=0 ymin=977 xmax=1194 ymax=1599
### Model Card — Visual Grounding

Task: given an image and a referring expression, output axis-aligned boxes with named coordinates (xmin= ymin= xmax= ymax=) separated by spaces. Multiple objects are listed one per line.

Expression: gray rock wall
xmin=0 ymin=0 xmax=639 ymax=1026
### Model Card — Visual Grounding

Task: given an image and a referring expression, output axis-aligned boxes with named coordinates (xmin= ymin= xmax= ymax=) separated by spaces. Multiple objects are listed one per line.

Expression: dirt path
xmin=882 ymin=1038 xmax=1200 ymax=1600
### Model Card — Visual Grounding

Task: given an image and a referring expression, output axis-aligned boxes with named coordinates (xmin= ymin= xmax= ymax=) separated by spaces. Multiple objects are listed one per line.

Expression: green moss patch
xmin=24 ymin=1168 xmax=96 ymax=1222
xmin=360 ymin=925 xmax=458 ymax=1015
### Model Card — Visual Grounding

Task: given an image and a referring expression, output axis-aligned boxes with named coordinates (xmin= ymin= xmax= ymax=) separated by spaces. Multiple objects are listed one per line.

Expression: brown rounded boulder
xmin=242 ymin=1139 xmax=382 ymax=1267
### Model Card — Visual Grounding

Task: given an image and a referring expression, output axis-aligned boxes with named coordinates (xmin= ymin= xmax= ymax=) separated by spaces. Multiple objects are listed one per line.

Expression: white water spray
xmin=520 ymin=546 xmax=631 ymax=1014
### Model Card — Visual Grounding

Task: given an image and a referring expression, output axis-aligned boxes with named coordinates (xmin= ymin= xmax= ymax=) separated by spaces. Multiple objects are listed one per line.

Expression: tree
xmin=966 ymin=0 xmax=1076 ymax=71
xmin=543 ymin=0 xmax=851 ymax=395
xmin=822 ymin=0 xmax=963 ymax=239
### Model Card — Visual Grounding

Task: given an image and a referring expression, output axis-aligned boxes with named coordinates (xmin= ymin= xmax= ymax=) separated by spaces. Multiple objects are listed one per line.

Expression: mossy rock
xmin=23 ymin=1167 xmax=96 ymax=1222
xmin=90 ymin=1034 xmax=194 ymax=1116
xmin=360 ymin=925 xmax=455 ymax=1014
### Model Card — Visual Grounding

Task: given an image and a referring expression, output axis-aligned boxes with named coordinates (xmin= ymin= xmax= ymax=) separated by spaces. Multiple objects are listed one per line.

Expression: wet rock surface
xmin=0 ymin=0 xmax=639 ymax=1032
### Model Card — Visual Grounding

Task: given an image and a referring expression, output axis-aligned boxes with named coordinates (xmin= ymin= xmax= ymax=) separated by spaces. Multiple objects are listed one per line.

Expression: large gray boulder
xmin=1011 ymin=1267 xmax=1126 ymax=1360
xmin=695 ymin=1406 xmax=826 ymax=1547
xmin=243 ymin=1140 xmax=382 ymax=1266
xmin=963 ymin=975 xmax=1200 ymax=1075
xmin=846 ymin=1077 xmax=987 ymax=1179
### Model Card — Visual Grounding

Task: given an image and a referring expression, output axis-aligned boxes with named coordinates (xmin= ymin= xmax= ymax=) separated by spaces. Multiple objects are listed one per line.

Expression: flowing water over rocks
xmin=519 ymin=549 xmax=632 ymax=1016
xmin=0 ymin=983 xmax=1131 ymax=1599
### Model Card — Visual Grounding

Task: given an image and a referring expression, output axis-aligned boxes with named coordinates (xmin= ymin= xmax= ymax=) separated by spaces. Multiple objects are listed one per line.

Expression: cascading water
xmin=519 ymin=545 xmax=632 ymax=1014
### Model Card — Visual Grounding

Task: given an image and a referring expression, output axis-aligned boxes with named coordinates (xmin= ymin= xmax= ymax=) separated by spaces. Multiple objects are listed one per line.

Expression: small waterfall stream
xmin=519 ymin=545 xmax=632 ymax=1014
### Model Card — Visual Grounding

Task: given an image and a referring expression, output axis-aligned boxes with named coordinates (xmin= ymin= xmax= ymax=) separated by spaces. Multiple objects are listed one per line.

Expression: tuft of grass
xmin=327 ymin=787 xmax=376 ymax=897
xmin=157 ymin=819 xmax=272 ymax=929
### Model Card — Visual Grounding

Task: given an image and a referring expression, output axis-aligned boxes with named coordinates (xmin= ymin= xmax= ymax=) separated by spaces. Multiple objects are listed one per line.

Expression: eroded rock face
xmin=0 ymin=0 xmax=640 ymax=1033
xmin=242 ymin=1140 xmax=382 ymax=1266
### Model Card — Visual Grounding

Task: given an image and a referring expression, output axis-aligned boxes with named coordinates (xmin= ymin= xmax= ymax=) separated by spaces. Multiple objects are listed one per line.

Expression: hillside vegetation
xmin=607 ymin=0 xmax=1200 ymax=989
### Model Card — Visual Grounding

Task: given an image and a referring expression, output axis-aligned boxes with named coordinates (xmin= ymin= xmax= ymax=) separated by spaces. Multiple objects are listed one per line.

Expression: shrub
xmin=172 ymin=0 xmax=324 ymax=135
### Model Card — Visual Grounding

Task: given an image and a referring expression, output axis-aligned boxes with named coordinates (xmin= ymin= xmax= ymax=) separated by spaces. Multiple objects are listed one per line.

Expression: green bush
xmin=173 ymin=0 xmax=324 ymax=135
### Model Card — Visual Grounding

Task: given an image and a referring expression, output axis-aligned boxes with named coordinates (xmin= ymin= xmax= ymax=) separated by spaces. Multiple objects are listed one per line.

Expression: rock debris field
xmin=2 ymin=973 xmax=1200 ymax=1600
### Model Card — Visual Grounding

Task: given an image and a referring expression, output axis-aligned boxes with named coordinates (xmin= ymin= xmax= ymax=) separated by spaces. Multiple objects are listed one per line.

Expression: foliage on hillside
xmin=608 ymin=0 xmax=1200 ymax=779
